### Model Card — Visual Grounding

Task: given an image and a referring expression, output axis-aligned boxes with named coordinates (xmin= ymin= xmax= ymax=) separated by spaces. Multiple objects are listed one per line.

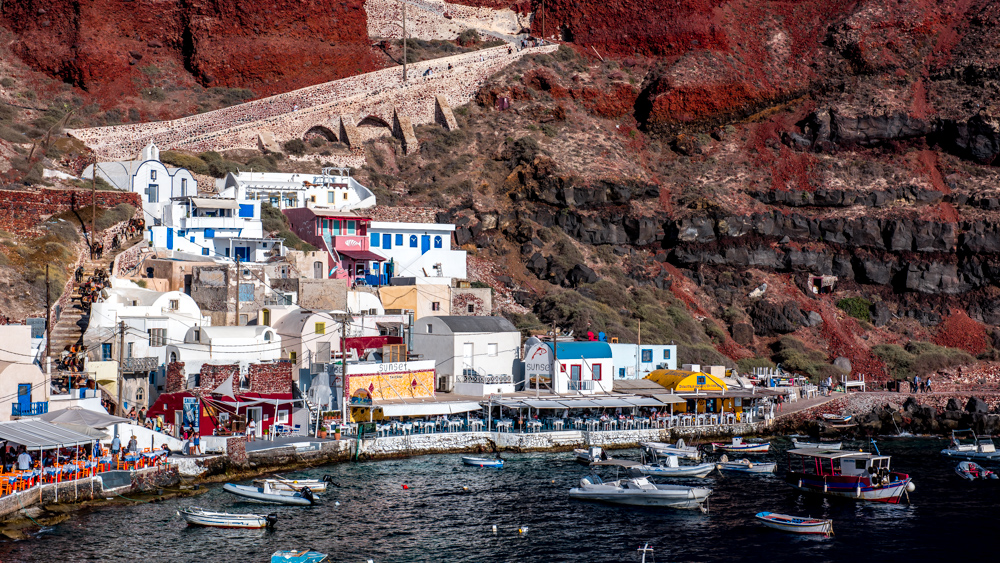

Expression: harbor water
xmin=2 ymin=438 xmax=997 ymax=562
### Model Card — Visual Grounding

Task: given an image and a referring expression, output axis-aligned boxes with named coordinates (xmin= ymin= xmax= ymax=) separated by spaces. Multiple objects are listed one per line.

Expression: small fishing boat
xmin=569 ymin=460 xmax=712 ymax=510
xmin=716 ymin=455 xmax=777 ymax=474
xmin=820 ymin=413 xmax=852 ymax=424
xmin=575 ymin=446 xmax=609 ymax=464
xmin=711 ymin=437 xmax=770 ymax=454
xmin=755 ymin=512 xmax=833 ymax=536
xmin=177 ymin=507 xmax=277 ymax=529
xmin=786 ymin=446 xmax=914 ymax=503
xmin=223 ymin=483 xmax=316 ymax=506
xmin=956 ymin=461 xmax=998 ymax=481
xmin=791 ymin=438 xmax=842 ymax=450
xmin=940 ymin=430 xmax=1000 ymax=461
xmin=271 ymin=551 xmax=328 ymax=563
xmin=641 ymin=439 xmax=701 ymax=461
xmin=462 ymin=456 xmax=504 ymax=468
xmin=253 ymin=475 xmax=331 ymax=493
xmin=637 ymin=451 xmax=716 ymax=478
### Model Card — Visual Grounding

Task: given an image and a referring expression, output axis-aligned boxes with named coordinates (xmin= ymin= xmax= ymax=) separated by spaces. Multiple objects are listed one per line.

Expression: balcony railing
xmin=12 ymin=401 xmax=48 ymax=417
xmin=181 ymin=216 xmax=242 ymax=229
xmin=122 ymin=357 xmax=159 ymax=372
xmin=458 ymin=373 xmax=513 ymax=385
xmin=568 ymin=380 xmax=594 ymax=391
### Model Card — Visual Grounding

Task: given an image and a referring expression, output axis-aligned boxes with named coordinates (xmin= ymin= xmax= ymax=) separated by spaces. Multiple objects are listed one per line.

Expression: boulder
xmin=946 ymin=397 xmax=962 ymax=411
xmin=566 ymin=264 xmax=598 ymax=287
xmin=833 ymin=357 xmax=852 ymax=373
xmin=966 ymin=396 xmax=990 ymax=414
xmin=870 ymin=301 xmax=891 ymax=327
xmin=731 ymin=322 xmax=754 ymax=346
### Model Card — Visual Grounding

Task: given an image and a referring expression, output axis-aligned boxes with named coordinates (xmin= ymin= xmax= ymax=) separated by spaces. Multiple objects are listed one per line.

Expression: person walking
xmin=111 ymin=434 xmax=121 ymax=459
xmin=247 ymin=418 xmax=257 ymax=442
xmin=926 ymin=376 xmax=932 ymax=393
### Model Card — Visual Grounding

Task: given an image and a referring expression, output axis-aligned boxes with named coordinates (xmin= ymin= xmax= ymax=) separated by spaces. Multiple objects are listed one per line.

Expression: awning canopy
xmin=652 ymin=394 xmax=688 ymax=405
xmin=377 ymin=401 xmax=483 ymax=417
xmin=190 ymin=197 xmax=239 ymax=209
xmin=339 ymin=249 xmax=386 ymax=262
xmin=0 ymin=420 xmax=96 ymax=449
xmin=522 ymin=399 xmax=569 ymax=409
xmin=40 ymin=406 xmax=129 ymax=428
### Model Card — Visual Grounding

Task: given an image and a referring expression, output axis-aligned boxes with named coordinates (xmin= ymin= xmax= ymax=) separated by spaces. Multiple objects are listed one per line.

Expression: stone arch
xmin=304 ymin=125 xmax=338 ymax=142
xmin=356 ymin=115 xmax=394 ymax=142
xmin=358 ymin=115 xmax=391 ymax=129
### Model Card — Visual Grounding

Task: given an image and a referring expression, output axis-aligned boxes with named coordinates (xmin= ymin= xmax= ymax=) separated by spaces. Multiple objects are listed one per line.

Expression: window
xmin=126 ymin=342 xmax=134 ymax=358
xmin=328 ymin=192 xmax=336 ymax=203
xmin=150 ymin=169 xmax=157 ymax=180
xmin=238 ymin=283 xmax=254 ymax=302
xmin=169 ymin=299 xmax=179 ymax=310
xmin=310 ymin=195 xmax=316 ymax=203
xmin=396 ymin=234 xmax=403 ymax=246
xmin=371 ymin=232 xmax=380 ymax=247
xmin=277 ymin=410 xmax=289 ymax=424
xmin=488 ymin=343 xmax=498 ymax=357
xmin=148 ymin=328 xmax=166 ymax=347
xmin=619 ymin=368 xmax=626 ymax=377
xmin=239 ymin=314 xmax=248 ymax=326
xmin=383 ymin=233 xmax=392 ymax=249
xmin=570 ymin=365 xmax=581 ymax=380
xmin=664 ymin=349 xmax=671 ymax=360
xmin=147 ymin=184 xmax=158 ymax=203
xmin=346 ymin=220 xmax=356 ymax=235
xmin=333 ymin=220 xmax=341 ymax=235
xmin=467 ymin=303 xmax=475 ymax=313
xmin=434 ymin=235 xmax=443 ymax=248
xmin=321 ymin=218 xmax=329 ymax=234
xmin=181 ymin=178 xmax=187 ymax=194
xmin=343 ymin=192 xmax=349 ymax=200
xmin=193 ymin=329 xmax=201 ymax=342
xmin=289 ymin=351 xmax=297 ymax=363
xmin=641 ymin=349 xmax=652 ymax=363
xmin=202 ymin=248 xmax=209 ymax=256
xmin=262 ymin=309 xmax=271 ymax=326
xmin=593 ymin=364 xmax=602 ymax=381
xmin=410 ymin=235 xmax=418 ymax=247
xmin=426 ymin=324 xmax=433 ymax=334
xmin=431 ymin=302 xmax=440 ymax=311
xmin=264 ymin=331 xmax=272 ymax=341
xmin=102 ymin=343 xmax=112 ymax=360
xmin=696 ymin=375 xmax=707 ymax=386
xmin=136 ymin=388 xmax=144 ymax=401
xmin=315 ymin=322 xmax=326 ymax=335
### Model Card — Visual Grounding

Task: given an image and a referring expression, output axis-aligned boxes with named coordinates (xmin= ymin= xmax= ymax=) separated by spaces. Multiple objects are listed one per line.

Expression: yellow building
xmin=377 ymin=284 xmax=453 ymax=318
xmin=644 ymin=369 xmax=733 ymax=414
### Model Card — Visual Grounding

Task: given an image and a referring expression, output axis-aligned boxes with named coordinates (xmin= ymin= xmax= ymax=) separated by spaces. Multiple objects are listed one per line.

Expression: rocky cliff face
xmin=0 ymin=0 xmax=380 ymax=98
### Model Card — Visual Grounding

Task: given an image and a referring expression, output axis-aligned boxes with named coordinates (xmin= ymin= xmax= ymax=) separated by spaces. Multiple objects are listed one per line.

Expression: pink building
xmin=284 ymin=208 xmax=387 ymax=285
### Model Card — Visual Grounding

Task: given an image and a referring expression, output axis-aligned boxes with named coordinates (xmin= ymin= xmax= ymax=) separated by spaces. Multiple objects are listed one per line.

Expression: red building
xmin=284 ymin=208 xmax=386 ymax=285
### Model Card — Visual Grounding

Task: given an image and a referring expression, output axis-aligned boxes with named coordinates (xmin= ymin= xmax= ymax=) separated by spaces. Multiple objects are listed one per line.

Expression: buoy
xmin=492 ymin=525 xmax=498 ymax=535
xmin=335 ymin=501 xmax=341 ymax=506
xmin=463 ymin=486 xmax=469 ymax=490
xmin=402 ymin=484 xmax=409 ymax=489
xmin=551 ymin=480 xmax=555 ymax=483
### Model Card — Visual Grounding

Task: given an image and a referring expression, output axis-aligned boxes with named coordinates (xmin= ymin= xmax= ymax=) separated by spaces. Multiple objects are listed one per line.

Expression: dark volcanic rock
xmin=966 ymin=396 xmax=990 ymax=414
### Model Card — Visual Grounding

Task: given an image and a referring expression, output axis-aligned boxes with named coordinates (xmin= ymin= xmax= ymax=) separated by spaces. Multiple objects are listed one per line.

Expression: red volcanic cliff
xmin=0 ymin=0 xmax=381 ymax=98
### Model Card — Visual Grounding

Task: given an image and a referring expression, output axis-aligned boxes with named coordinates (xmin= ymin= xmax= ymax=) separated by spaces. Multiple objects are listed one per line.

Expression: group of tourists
xmin=56 ymin=344 xmax=86 ymax=373
xmin=77 ymin=267 xmax=109 ymax=313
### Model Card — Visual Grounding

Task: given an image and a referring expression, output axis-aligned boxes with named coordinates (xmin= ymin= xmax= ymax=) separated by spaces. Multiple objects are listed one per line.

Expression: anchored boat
xmin=640 ymin=439 xmax=701 ymax=461
xmin=785 ymin=447 xmax=914 ymax=503
xmin=940 ymin=430 xmax=1000 ymax=461
xmin=462 ymin=456 xmax=504 ymax=468
xmin=569 ymin=460 xmax=712 ymax=509
xmin=253 ymin=476 xmax=331 ymax=493
xmin=716 ymin=455 xmax=776 ymax=474
xmin=575 ymin=446 xmax=609 ymax=465
xmin=711 ymin=437 xmax=770 ymax=454
xmin=755 ymin=512 xmax=833 ymax=536
xmin=791 ymin=438 xmax=842 ymax=450
xmin=223 ymin=482 xmax=316 ymax=506
xmin=177 ymin=507 xmax=277 ymax=529
xmin=637 ymin=450 xmax=716 ymax=478
xmin=956 ymin=461 xmax=998 ymax=481
xmin=271 ymin=551 xmax=328 ymax=563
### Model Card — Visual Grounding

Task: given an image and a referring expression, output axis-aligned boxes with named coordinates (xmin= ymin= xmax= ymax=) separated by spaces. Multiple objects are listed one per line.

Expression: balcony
xmin=122 ymin=357 xmax=159 ymax=372
xmin=181 ymin=216 xmax=242 ymax=229
xmin=459 ymin=373 xmax=513 ymax=385
xmin=12 ymin=401 xmax=48 ymax=417
xmin=568 ymin=380 xmax=594 ymax=392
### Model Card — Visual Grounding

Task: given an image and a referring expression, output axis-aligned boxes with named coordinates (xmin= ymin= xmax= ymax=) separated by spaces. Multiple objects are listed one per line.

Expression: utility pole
xmin=402 ymin=1 xmax=408 ymax=82
xmin=45 ymin=265 xmax=51 ymax=360
xmin=549 ymin=321 xmax=557 ymax=397
xmin=91 ymin=164 xmax=97 ymax=258
xmin=341 ymin=315 xmax=349 ymax=427
xmin=116 ymin=320 xmax=125 ymax=416
xmin=234 ymin=255 xmax=241 ymax=326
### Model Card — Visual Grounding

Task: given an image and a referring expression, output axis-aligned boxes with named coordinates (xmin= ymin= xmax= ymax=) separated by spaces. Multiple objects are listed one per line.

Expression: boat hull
xmin=718 ymin=462 xmax=777 ymax=473
xmin=940 ymin=449 xmax=1000 ymax=461
xmin=178 ymin=509 xmax=271 ymax=529
xmin=755 ymin=512 xmax=832 ymax=536
xmin=637 ymin=463 xmax=715 ymax=478
xmin=786 ymin=473 xmax=911 ymax=503
xmin=714 ymin=443 xmax=771 ymax=454
xmin=791 ymin=440 xmax=842 ymax=450
xmin=253 ymin=479 xmax=328 ymax=493
xmin=462 ymin=457 xmax=503 ymax=468
xmin=223 ymin=483 xmax=313 ymax=506
xmin=568 ymin=488 xmax=710 ymax=509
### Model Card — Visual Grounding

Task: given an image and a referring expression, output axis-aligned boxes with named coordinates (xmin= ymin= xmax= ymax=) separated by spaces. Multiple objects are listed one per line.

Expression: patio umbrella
xmin=49 ymin=422 xmax=109 ymax=440
xmin=39 ymin=407 xmax=130 ymax=429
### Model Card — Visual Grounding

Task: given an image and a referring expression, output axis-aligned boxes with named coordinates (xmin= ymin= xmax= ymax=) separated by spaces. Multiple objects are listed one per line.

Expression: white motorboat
xmin=638 ymin=447 xmax=715 ymax=478
xmin=940 ymin=430 xmax=1000 ymax=461
xmin=575 ymin=446 xmax=609 ymax=465
xmin=791 ymin=438 xmax=842 ymax=450
xmin=462 ymin=456 xmax=504 ymax=468
xmin=711 ymin=436 xmax=770 ymax=454
xmin=177 ymin=507 xmax=277 ymax=528
xmin=569 ymin=460 xmax=712 ymax=509
xmin=640 ymin=439 xmax=701 ymax=461
xmin=223 ymin=482 xmax=316 ymax=506
xmin=716 ymin=455 xmax=777 ymax=474
xmin=755 ymin=512 xmax=833 ymax=536
xmin=956 ymin=461 xmax=998 ymax=481
xmin=253 ymin=476 xmax=331 ymax=493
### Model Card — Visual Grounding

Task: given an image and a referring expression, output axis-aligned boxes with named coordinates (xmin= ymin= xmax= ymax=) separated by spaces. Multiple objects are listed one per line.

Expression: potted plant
xmin=333 ymin=426 xmax=342 ymax=441
xmin=317 ymin=425 xmax=328 ymax=439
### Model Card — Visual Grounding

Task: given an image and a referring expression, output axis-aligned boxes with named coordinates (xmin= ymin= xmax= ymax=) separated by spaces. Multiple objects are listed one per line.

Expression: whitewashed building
xmin=165 ymin=326 xmax=282 ymax=384
xmin=149 ymin=195 xmax=284 ymax=263
xmin=220 ymin=167 xmax=376 ymax=210
xmin=522 ymin=339 xmax=614 ymax=395
xmin=82 ymin=143 xmax=196 ymax=223
xmin=0 ymin=326 xmax=48 ymax=421
xmin=368 ymin=222 xmax=466 ymax=282
xmin=609 ymin=343 xmax=678 ymax=379
xmin=412 ymin=316 xmax=520 ymax=396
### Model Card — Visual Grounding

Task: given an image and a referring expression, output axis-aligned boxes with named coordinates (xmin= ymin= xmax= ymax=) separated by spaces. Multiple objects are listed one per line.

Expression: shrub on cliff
xmin=95 ymin=203 xmax=136 ymax=231
xmin=160 ymin=151 xmax=210 ymax=175
xmin=737 ymin=357 xmax=775 ymax=372
xmin=933 ymin=310 xmax=989 ymax=356
xmin=679 ymin=343 xmax=734 ymax=369
xmin=873 ymin=341 xmax=976 ymax=380
xmin=207 ymin=159 xmax=240 ymax=178
xmin=836 ymin=297 xmax=872 ymax=322
xmin=283 ymin=138 xmax=307 ymax=156
xmin=457 ymin=29 xmax=481 ymax=47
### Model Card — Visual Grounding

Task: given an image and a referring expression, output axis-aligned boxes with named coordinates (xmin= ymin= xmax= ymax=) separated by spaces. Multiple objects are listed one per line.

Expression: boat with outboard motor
xmin=640 ymin=439 xmax=701 ymax=460
xmin=271 ymin=551 xmax=328 ymax=563
xmin=785 ymin=444 xmax=914 ymax=503
xmin=462 ymin=456 xmax=504 ymax=468
xmin=253 ymin=475 xmax=332 ymax=493
xmin=755 ymin=512 xmax=833 ymax=536
xmin=820 ymin=413 xmax=852 ymax=424
xmin=637 ymin=448 xmax=715 ymax=478
xmin=716 ymin=455 xmax=777 ymax=474
xmin=791 ymin=438 xmax=842 ymax=450
xmin=177 ymin=507 xmax=277 ymax=529
xmin=956 ymin=461 xmax=998 ymax=481
xmin=223 ymin=482 xmax=316 ymax=506
xmin=940 ymin=430 xmax=1000 ymax=461
xmin=711 ymin=436 xmax=770 ymax=454
xmin=569 ymin=459 xmax=712 ymax=509
xmin=575 ymin=446 xmax=609 ymax=464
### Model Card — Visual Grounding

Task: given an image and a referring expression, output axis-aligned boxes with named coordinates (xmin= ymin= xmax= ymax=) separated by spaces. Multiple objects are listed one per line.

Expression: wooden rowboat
xmin=755 ymin=512 xmax=833 ymax=536
xmin=462 ymin=456 xmax=504 ymax=468
xmin=177 ymin=507 xmax=276 ymax=528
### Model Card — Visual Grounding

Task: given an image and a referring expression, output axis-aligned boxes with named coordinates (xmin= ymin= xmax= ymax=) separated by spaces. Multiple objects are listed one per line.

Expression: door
xmin=247 ymin=407 xmax=263 ymax=437
xmin=570 ymin=365 xmax=581 ymax=382
xmin=174 ymin=410 xmax=183 ymax=438
xmin=313 ymin=261 xmax=323 ymax=279
xmin=234 ymin=246 xmax=249 ymax=261
xmin=463 ymin=342 xmax=474 ymax=374
xmin=17 ymin=384 xmax=30 ymax=414
xmin=166 ymin=227 xmax=173 ymax=250
xmin=421 ymin=234 xmax=431 ymax=254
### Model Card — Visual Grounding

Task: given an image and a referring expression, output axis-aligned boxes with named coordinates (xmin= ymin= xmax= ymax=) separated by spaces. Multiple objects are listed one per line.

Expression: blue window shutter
xmin=166 ymin=227 xmax=174 ymax=250
xmin=371 ymin=232 xmax=379 ymax=247
xmin=238 ymin=204 xmax=254 ymax=218
xmin=202 ymin=248 xmax=209 ymax=256
xmin=409 ymin=235 xmax=417 ymax=247
xmin=434 ymin=235 xmax=442 ymax=248
xmin=383 ymin=234 xmax=391 ymax=249
xmin=205 ymin=228 xmax=215 ymax=239
xmin=395 ymin=234 xmax=403 ymax=245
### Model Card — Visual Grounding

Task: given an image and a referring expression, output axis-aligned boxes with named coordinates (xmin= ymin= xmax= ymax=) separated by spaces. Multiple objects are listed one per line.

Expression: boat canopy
xmin=787 ymin=448 xmax=879 ymax=459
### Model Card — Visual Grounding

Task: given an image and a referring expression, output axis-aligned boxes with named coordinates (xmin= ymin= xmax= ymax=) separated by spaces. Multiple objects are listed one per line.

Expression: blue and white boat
xmin=462 ymin=456 xmax=504 ymax=468
xmin=755 ymin=512 xmax=833 ymax=536
xmin=223 ymin=483 xmax=315 ymax=506
xmin=271 ymin=551 xmax=328 ymax=563
xmin=177 ymin=507 xmax=276 ymax=528
xmin=717 ymin=456 xmax=777 ymax=474
xmin=711 ymin=437 xmax=770 ymax=454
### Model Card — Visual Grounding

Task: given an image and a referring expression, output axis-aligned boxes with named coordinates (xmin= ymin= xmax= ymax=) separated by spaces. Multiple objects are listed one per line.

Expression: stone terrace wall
xmin=366 ymin=205 xmax=442 ymax=223
xmin=248 ymin=362 xmax=294 ymax=394
xmin=366 ymin=0 xmax=528 ymax=41
xmin=69 ymin=44 xmax=558 ymax=160
xmin=0 ymin=187 xmax=142 ymax=237
xmin=199 ymin=363 xmax=239 ymax=391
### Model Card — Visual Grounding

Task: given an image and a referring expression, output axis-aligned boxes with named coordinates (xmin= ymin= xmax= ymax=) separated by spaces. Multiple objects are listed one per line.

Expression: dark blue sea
xmin=1 ymin=437 xmax=994 ymax=562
